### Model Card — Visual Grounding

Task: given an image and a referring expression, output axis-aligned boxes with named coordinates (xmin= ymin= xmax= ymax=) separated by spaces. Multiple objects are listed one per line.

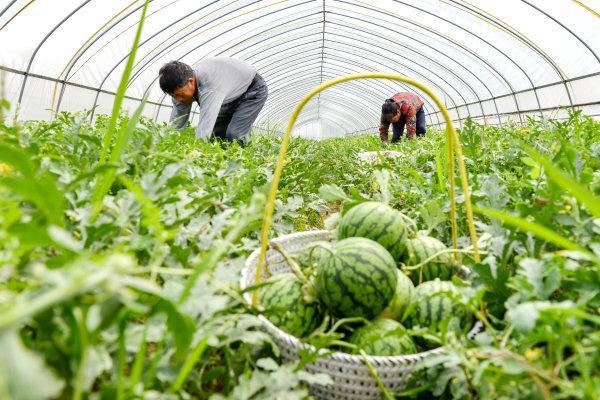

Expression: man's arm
xmin=195 ymin=90 xmax=226 ymax=140
xmin=170 ymin=98 xmax=191 ymax=129
xmin=379 ymin=121 xmax=390 ymax=143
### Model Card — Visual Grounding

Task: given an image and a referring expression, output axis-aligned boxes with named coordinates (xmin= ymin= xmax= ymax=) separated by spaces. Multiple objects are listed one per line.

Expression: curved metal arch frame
xmin=0 ymin=1 xmax=18 ymax=18
xmin=88 ymin=0 xmax=319 ymax=120
xmin=325 ymin=11 xmax=501 ymax=121
xmin=148 ymin=20 xmax=325 ymax=120
xmin=17 ymin=0 xmax=92 ymax=103
xmin=150 ymin=42 xmax=325 ymax=120
xmin=234 ymin=23 xmax=470 ymax=109
xmin=148 ymin=21 xmax=466 ymax=130
xmin=237 ymin=39 xmax=445 ymax=119
xmin=266 ymin=92 xmax=388 ymax=133
xmin=521 ymin=0 xmax=599 ymax=65
xmin=313 ymin=34 xmax=473 ymax=115
xmin=260 ymin=58 xmax=440 ymax=128
xmin=72 ymin=1 xmax=504 ymax=126
xmin=257 ymin=75 xmax=375 ymax=125
xmin=145 ymin=7 xmax=527 ymax=130
xmin=263 ymin=74 xmax=391 ymax=128
xmin=5 ymin=0 xmax=597 ymax=130
xmin=241 ymin=31 xmax=481 ymax=127
xmin=143 ymin=11 xmax=481 ymax=123
xmin=292 ymin=96 xmax=378 ymax=129
xmin=107 ymin=2 xmax=495 ymax=120
xmin=56 ymin=0 xmax=179 ymax=112
xmin=446 ymin=0 xmax=576 ymax=107
xmin=253 ymin=36 xmax=466 ymax=128
xmin=340 ymin=0 xmax=530 ymax=122
xmin=272 ymin=97 xmax=376 ymax=133
xmin=384 ymin=0 xmax=570 ymax=120
xmin=265 ymin=55 xmax=441 ymax=127
xmin=125 ymin=0 xmax=290 ymax=86
xmin=262 ymin=66 xmax=440 ymax=130
xmin=144 ymin=14 xmax=327 ymax=110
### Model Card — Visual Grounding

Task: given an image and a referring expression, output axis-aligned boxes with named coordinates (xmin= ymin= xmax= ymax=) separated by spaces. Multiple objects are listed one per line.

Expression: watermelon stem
xmin=328 ymin=316 xmax=370 ymax=335
xmin=398 ymin=212 xmax=418 ymax=237
xmin=307 ymin=314 xmax=331 ymax=338
xmin=403 ymin=248 xmax=488 ymax=271
xmin=309 ymin=242 xmax=335 ymax=258
xmin=359 ymin=349 xmax=395 ymax=400
xmin=269 ymin=241 xmax=308 ymax=284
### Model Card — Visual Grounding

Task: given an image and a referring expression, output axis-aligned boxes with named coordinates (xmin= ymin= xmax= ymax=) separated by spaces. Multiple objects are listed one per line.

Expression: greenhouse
xmin=0 ymin=1 xmax=599 ymax=399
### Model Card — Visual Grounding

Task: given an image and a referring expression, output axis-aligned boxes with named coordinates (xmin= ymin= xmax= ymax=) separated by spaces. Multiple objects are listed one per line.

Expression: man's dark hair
xmin=159 ymin=61 xmax=194 ymax=93
xmin=381 ymin=98 xmax=398 ymax=124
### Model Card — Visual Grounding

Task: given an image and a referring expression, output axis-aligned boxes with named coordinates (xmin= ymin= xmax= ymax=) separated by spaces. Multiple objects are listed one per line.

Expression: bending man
xmin=159 ymin=57 xmax=268 ymax=144
xmin=379 ymin=92 xmax=426 ymax=144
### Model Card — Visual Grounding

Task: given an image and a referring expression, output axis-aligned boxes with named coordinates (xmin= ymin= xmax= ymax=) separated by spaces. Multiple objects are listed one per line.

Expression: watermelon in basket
xmin=241 ymin=230 xmax=481 ymax=400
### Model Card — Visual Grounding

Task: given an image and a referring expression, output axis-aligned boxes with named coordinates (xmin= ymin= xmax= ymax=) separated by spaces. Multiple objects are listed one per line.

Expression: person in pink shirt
xmin=378 ymin=92 xmax=426 ymax=143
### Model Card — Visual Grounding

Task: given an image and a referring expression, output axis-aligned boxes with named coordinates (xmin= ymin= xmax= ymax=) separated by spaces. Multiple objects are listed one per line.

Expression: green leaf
xmin=0 ymin=330 xmax=64 ymax=399
xmin=318 ymin=184 xmax=351 ymax=202
xmin=524 ymin=145 xmax=600 ymax=218
xmin=0 ymin=143 xmax=35 ymax=177
xmin=48 ymin=225 xmax=83 ymax=252
xmin=475 ymin=206 xmax=592 ymax=255
xmin=155 ymin=300 xmax=195 ymax=361
xmin=517 ymin=258 xmax=561 ymax=299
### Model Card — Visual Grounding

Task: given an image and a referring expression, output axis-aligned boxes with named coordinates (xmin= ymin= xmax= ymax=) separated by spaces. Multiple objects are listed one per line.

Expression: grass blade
xmin=91 ymin=0 xmax=149 ymax=218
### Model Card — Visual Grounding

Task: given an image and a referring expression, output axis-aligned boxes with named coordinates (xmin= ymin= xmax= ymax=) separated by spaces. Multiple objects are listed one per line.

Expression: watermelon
xmin=315 ymin=237 xmax=397 ymax=319
xmin=348 ymin=319 xmax=417 ymax=356
xmin=337 ymin=201 xmax=408 ymax=261
xmin=405 ymin=279 xmax=471 ymax=333
xmin=257 ymin=273 xmax=323 ymax=338
xmin=405 ymin=236 xmax=454 ymax=284
xmin=377 ymin=269 xmax=415 ymax=321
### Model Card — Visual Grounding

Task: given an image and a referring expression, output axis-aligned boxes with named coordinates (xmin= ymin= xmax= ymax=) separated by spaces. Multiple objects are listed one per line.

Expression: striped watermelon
xmin=348 ymin=319 xmax=417 ymax=356
xmin=405 ymin=236 xmax=454 ymax=284
xmin=377 ymin=269 xmax=415 ymax=321
xmin=258 ymin=273 xmax=323 ymax=338
xmin=337 ymin=201 xmax=408 ymax=261
xmin=315 ymin=237 xmax=397 ymax=319
xmin=405 ymin=279 xmax=471 ymax=333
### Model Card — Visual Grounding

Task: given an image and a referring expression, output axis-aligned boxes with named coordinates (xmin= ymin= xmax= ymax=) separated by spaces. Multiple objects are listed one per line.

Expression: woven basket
xmin=241 ymin=230 xmax=479 ymax=400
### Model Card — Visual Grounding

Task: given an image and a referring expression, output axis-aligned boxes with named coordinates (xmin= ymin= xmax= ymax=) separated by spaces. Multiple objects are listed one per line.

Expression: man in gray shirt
xmin=159 ymin=57 xmax=268 ymax=144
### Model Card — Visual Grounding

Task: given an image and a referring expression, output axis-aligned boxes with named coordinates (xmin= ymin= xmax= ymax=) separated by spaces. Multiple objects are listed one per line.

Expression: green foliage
xmin=0 ymin=108 xmax=599 ymax=399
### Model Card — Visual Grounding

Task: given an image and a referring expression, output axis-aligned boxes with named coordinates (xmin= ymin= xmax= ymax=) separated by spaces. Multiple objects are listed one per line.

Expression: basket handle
xmin=252 ymin=73 xmax=480 ymax=305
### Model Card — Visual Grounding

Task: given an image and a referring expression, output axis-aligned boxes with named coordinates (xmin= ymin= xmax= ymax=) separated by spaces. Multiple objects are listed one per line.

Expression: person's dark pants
xmin=213 ymin=73 xmax=268 ymax=144
xmin=391 ymin=106 xmax=426 ymax=142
